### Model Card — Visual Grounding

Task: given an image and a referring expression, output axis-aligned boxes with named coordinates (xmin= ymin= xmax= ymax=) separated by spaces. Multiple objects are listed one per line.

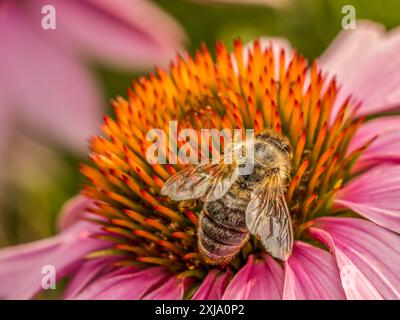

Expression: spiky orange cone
xmin=81 ymin=39 xmax=365 ymax=282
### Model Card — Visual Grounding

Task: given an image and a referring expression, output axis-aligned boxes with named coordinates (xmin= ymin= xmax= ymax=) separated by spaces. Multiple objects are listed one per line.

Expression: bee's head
xmin=253 ymin=141 xmax=278 ymax=164
xmin=255 ymin=131 xmax=293 ymax=159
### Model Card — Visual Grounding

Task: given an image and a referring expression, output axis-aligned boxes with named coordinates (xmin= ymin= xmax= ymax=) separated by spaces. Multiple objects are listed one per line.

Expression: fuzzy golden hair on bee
xmin=256 ymin=129 xmax=293 ymax=159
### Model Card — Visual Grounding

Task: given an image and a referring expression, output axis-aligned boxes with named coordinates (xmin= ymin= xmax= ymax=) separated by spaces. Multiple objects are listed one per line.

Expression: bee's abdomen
xmin=198 ymin=199 xmax=248 ymax=265
xmin=204 ymin=198 xmax=247 ymax=230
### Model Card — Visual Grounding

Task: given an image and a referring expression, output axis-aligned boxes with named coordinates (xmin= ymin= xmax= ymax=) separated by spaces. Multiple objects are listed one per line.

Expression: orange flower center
xmin=81 ymin=40 xmax=366 ymax=279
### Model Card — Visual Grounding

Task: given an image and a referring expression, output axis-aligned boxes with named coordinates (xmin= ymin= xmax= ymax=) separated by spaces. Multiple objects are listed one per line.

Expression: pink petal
xmin=334 ymin=164 xmax=400 ymax=233
xmin=0 ymin=5 xmax=14 ymax=161
xmin=283 ymin=241 xmax=346 ymax=299
xmin=74 ymin=266 xmax=172 ymax=300
xmin=57 ymin=195 xmax=95 ymax=230
xmin=309 ymin=217 xmax=400 ymax=300
xmin=0 ymin=94 xmax=11 ymax=163
xmin=347 ymin=116 xmax=400 ymax=171
xmin=1 ymin=7 xmax=102 ymax=153
xmin=222 ymin=255 xmax=283 ymax=299
xmin=142 ymin=275 xmax=193 ymax=300
xmin=192 ymin=269 xmax=231 ymax=300
xmin=27 ymin=0 xmax=185 ymax=70
xmin=319 ymin=21 xmax=400 ymax=120
xmin=0 ymin=220 xmax=104 ymax=299
xmin=64 ymin=256 xmax=118 ymax=299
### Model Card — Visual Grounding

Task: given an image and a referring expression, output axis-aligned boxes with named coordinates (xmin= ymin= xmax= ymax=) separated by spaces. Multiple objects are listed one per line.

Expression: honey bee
xmin=161 ymin=130 xmax=293 ymax=265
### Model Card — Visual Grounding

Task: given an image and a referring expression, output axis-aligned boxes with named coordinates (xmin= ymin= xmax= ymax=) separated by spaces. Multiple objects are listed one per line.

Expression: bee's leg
xmin=178 ymin=199 xmax=198 ymax=212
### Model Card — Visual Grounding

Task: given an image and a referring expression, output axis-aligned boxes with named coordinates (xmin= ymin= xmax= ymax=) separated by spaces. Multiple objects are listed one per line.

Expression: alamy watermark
xmin=341 ymin=265 xmax=357 ymax=291
xmin=146 ymin=121 xmax=255 ymax=175
xmin=342 ymin=5 xmax=356 ymax=30
xmin=41 ymin=5 xmax=56 ymax=30
xmin=41 ymin=265 xmax=56 ymax=290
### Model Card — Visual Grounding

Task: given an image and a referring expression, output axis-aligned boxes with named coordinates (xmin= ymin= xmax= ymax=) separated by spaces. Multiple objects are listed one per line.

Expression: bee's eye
xmin=282 ymin=143 xmax=291 ymax=154
xmin=281 ymin=143 xmax=292 ymax=154
xmin=273 ymin=140 xmax=291 ymax=154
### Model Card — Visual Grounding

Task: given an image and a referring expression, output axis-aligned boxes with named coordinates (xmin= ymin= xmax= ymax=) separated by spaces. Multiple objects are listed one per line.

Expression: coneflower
xmin=1 ymin=21 xmax=399 ymax=300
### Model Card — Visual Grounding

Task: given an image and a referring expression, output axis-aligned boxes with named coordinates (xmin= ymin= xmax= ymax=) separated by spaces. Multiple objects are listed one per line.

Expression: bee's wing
xmin=245 ymin=173 xmax=293 ymax=260
xmin=161 ymin=162 xmax=239 ymax=202
xmin=161 ymin=144 xmax=247 ymax=202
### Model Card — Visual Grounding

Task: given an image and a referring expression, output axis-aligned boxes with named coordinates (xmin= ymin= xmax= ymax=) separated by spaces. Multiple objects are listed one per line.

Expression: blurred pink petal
xmin=0 ymin=8 xmax=14 ymax=161
xmin=0 ymin=220 xmax=104 ymax=299
xmin=192 ymin=269 xmax=231 ymax=300
xmin=75 ymin=267 xmax=171 ymax=300
xmin=334 ymin=164 xmax=400 ymax=233
xmin=222 ymin=255 xmax=283 ymax=299
xmin=347 ymin=117 xmax=400 ymax=171
xmin=0 ymin=97 xmax=11 ymax=162
xmin=142 ymin=275 xmax=192 ymax=300
xmin=319 ymin=21 xmax=400 ymax=120
xmin=1 ymin=7 xmax=102 ymax=153
xmin=28 ymin=0 xmax=185 ymax=70
xmin=58 ymin=195 xmax=95 ymax=230
xmin=0 ymin=0 xmax=185 ymax=155
xmin=283 ymin=241 xmax=345 ymax=300
xmin=310 ymin=217 xmax=400 ymax=300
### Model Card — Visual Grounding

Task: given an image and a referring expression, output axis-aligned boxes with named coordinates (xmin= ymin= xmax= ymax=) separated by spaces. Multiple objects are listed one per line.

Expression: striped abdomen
xmin=197 ymin=191 xmax=249 ymax=265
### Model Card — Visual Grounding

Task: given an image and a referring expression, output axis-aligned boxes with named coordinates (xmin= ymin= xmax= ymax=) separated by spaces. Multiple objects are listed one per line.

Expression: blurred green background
xmin=1 ymin=0 xmax=399 ymax=248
